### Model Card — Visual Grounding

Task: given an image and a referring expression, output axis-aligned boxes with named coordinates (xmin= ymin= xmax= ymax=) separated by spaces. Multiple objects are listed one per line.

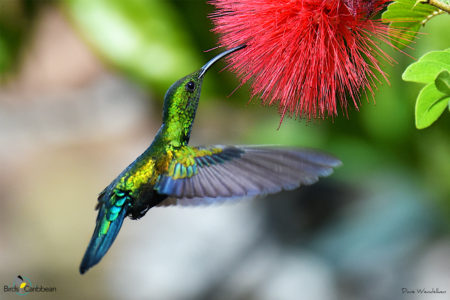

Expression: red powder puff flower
xmin=210 ymin=0 xmax=396 ymax=121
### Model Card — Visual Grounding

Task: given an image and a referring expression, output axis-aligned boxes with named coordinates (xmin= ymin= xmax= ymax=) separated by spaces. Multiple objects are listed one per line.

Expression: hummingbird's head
xmin=161 ymin=45 xmax=245 ymax=145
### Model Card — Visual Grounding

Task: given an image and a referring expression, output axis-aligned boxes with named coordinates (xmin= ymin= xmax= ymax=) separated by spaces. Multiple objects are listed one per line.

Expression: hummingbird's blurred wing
xmin=154 ymin=145 xmax=341 ymax=206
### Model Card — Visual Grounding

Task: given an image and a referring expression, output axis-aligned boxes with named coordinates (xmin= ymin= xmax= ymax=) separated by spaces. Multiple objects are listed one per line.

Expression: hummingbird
xmin=79 ymin=45 xmax=341 ymax=274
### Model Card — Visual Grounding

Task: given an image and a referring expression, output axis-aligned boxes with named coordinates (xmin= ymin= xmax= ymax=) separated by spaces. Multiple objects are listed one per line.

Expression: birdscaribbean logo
xmin=3 ymin=275 xmax=56 ymax=296
xmin=14 ymin=275 xmax=31 ymax=295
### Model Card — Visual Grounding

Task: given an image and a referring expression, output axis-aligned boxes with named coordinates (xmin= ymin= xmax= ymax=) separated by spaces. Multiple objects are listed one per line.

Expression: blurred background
xmin=0 ymin=0 xmax=449 ymax=299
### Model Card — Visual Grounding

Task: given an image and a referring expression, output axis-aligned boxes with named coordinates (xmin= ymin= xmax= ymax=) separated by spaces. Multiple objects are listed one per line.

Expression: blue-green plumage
xmin=79 ymin=45 xmax=342 ymax=274
xmin=79 ymin=188 xmax=128 ymax=273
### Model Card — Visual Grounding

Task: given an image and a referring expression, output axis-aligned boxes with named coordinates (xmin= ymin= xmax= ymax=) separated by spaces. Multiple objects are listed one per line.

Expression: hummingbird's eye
xmin=185 ymin=81 xmax=195 ymax=92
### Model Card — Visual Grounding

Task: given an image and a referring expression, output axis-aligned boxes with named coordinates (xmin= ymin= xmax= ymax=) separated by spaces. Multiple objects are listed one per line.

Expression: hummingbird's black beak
xmin=199 ymin=44 xmax=246 ymax=78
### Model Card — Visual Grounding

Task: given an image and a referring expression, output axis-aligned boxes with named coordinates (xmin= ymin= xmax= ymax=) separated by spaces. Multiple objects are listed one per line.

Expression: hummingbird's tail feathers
xmin=156 ymin=145 xmax=341 ymax=206
xmin=79 ymin=199 xmax=129 ymax=274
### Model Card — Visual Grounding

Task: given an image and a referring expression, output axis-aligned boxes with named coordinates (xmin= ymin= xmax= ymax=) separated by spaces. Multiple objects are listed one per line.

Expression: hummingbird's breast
xmin=114 ymin=147 xmax=174 ymax=219
xmin=119 ymin=157 xmax=158 ymax=191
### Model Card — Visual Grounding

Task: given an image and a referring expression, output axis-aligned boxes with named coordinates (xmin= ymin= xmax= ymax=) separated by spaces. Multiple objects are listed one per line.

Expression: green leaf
xmin=435 ymin=70 xmax=450 ymax=95
xmin=382 ymin=0 xmax=439 ymax=49
xmin=402 ymin=48 xmax=450 ymax=83
xmin=415 ymin=82 xmax=449 ymax=129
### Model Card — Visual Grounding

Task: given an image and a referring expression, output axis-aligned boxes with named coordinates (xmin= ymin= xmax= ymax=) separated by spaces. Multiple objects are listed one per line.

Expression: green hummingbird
xmin=79 ymin=45 xmax=341 ymax=274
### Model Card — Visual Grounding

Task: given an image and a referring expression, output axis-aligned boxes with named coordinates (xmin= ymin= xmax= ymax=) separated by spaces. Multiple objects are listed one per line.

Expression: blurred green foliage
xmin=0 ymin=0 xmax=40 ymax=76
xmin=64 ymin=0 xmax=201 ymax=93
xmin=0 ymin=0 xmax=449 ymax=224
xmin=61 ymin=0 xmax=240 ymax=99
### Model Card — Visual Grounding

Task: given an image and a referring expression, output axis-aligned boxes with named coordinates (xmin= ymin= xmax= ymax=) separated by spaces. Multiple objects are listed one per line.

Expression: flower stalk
xmin=420 ymin=0 xmax=450 ymax=14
